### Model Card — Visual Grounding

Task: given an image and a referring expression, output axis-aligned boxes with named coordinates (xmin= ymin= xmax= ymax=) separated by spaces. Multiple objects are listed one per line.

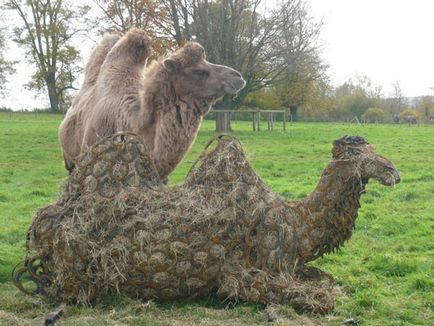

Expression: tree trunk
xmin=46 ymin=74 xmax=59 ymax=112
xmin=216 ymin=112 xmax=232 ymax=133
xmin=289 ymin=105 xmax=298 ymax=122
xmin=169 ymin=0 xmax=183 ymax=45
xmin=215 ymin=96 xmax=232 ymax=133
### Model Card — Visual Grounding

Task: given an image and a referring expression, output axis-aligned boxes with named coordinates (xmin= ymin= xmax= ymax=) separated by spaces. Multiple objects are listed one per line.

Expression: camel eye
xmin=192 ymin=69 xmax=210 ymax=79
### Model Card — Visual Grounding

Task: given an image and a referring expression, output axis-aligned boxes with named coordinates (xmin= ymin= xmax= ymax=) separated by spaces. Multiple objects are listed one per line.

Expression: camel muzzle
xmin=381 ymin=166 xmax=401 ymax=186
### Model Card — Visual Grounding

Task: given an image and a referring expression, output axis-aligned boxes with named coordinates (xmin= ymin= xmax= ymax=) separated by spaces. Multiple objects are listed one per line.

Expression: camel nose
xmin=386 ymin=165 xmax=400 ymax=184
xmin=232 ymin=77 xmax=246 ymax=91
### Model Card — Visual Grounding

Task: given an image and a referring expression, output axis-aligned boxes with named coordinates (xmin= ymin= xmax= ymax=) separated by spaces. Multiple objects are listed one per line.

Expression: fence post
xmin=267 ymin=112 xmax=270 ymax=131
xmin=257 ymin=110 xmax=261 ymax=131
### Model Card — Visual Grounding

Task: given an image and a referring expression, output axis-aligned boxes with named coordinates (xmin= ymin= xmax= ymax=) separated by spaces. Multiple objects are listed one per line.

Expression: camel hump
xmin=66 ymin=133 xmax=162 ymax=199
xmin=123 ymin=28 xmax=152 ymax=62
xmin=185 ymin=135 xmax=262 ymax=188
xmin=82 ymin=33 xmax=121 ymax=88
xmin=105 ymin=28 xmax=152 ymax=65
xmin=333 ymin=135 xmax=367 ymax=146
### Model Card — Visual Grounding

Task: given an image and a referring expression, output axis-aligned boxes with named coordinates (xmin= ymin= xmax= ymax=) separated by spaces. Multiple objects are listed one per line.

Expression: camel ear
xmin=163 ymin=58 xmax=181 ymax=72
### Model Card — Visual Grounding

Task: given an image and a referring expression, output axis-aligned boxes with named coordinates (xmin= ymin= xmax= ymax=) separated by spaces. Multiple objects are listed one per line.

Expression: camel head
xmin=332 ymin=136 xmax=400 ymax=186
xmin=163 ymin=42 xmax=246 ymax=103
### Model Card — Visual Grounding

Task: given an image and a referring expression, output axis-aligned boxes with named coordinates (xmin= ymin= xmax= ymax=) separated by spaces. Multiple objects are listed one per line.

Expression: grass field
xmin=0 ymin=113 xmax=433 ymax=325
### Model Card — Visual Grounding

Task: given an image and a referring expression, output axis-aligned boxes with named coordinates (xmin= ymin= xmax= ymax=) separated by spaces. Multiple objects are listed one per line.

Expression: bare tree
xmin=391 ymin=81 xmax=405 ymax=116
xmin=95 ymin=0 xmax=324 ymax=131
xmin=3 ymin=0 xmax=90 ymax=111
xmin=93 ymin=0 xmax=185 ymax=55
xmin=187 ymin=0 xmax=323 ymax=130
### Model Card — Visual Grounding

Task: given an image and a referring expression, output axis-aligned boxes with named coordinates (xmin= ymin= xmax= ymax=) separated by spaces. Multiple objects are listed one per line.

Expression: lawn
xmin=0 ymin=113 xmax=433 ymax=325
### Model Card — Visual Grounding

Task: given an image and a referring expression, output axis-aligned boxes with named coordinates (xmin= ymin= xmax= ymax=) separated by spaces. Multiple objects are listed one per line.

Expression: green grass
xmin=0 ymin=113 xmax=433 ymax=325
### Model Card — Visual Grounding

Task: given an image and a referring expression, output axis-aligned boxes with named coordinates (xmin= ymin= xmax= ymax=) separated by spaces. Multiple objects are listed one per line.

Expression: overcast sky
xmin=309 ymin=0 xmax=434 ymax=98
xmin=1 ymin=0 xmax=434 ymax=110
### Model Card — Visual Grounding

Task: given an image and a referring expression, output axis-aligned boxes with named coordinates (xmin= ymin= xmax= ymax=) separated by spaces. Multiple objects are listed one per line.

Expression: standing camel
xmin=59 ymin=29 xmax=245 ymax=180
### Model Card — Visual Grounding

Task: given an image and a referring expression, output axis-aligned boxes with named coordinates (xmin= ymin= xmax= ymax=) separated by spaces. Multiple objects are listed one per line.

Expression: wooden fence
xmin=210 ymin=109 xmax=288 ymax=131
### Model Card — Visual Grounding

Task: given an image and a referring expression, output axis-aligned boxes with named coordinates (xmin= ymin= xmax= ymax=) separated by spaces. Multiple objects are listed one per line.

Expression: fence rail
xmin=210 ymin=109 xmax=288 ymax=131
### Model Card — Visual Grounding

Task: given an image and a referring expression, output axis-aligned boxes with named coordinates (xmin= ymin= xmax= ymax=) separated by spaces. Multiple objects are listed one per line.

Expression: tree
xmin=244 ymin=87 xmax=282 ymax=110
xmin=0 ymin=27 xmax=15 ymax=95
xmin=333 ymin=76 xmax=382 ymax=121
xmin=4 ymin=0 xmax=90 ymax=111
xmin=95 ymin=0 xmax=324 ymax=131
xmin=190 ymin=0 xmax=323 ymax=130
xmin=415 ymin=95 xmax=434 ymax=121
xmin=93 ymin=0 xmax=176 ymax=56
xmin=274 ymin=51 xmax=328 ymax=121
xmin=361 ymin=107 xmax=385 ymax=123
xmin=399 ymin=109 xmax=419 ymax=124
xmin=390 ymin=81 xmax=405 ymax=116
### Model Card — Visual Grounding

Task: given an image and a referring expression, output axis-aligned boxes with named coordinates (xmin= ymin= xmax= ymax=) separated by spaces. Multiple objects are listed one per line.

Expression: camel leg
xmin=217 ymin=267 xmax=335 ymax=314
xmin=217 ymin=267 xmax=270 ymax=304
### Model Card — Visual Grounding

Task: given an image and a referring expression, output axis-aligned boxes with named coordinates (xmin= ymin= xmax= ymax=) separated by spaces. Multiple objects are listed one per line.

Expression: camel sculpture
xmin=59 ymin=29 xmax=245 ymax=180
xmin=16 ymin=135 xmax=399 ymax=313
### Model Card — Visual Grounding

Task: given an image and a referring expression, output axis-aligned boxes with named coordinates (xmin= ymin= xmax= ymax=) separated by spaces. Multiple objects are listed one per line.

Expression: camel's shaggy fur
xmin=59 ymin=29 xmax=149 ymax=171
xmin=15 ymin=135 xmax=399 ymax=314
xmin=59 ymin=29 xmax=245 ymax=180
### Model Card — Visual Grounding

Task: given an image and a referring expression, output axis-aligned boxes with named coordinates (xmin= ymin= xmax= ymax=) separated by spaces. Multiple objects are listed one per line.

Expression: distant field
xmin=0 ymin=113 xmax=433 ymax=325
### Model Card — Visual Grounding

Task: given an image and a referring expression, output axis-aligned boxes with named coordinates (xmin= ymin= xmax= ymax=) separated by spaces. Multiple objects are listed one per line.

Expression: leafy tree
xmin=274 ymin=51 xmax=328 ymax=120
xmin=244 ymin=88 xmax=282 ymax=110
xmin=4 ymin=0 xmax=90 ymax=111
xmin=399 ymin=109 xmax=419 ymax=123
xmin=298 ymin=78 xmax=335 ymax=121
xmin=415 ymin=95 xmax=434 ymax=121
xmin=0 ymin=27 xmax=15 ymax=95
xmin=361 ymin=107 xmax=385 ymax=123
xmin=333 ymin=76 xmax=382 ymax=120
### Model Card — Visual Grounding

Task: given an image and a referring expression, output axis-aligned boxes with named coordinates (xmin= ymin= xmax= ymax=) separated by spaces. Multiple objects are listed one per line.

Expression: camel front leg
xmin=217 ymin=266 xmax=335 ymax=314
xmin=217 ymin=267 xmax=270 ymax=304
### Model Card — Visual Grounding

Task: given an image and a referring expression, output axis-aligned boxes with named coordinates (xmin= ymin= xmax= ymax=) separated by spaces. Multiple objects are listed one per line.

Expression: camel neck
xmin=289 ymin=160 xmax=366 ymax=262
xmin=135 ymin=65 xmax=210 ymax=179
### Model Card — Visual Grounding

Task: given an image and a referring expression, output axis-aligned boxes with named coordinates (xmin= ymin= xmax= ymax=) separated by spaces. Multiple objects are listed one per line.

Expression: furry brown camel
xmin=59 ymin=28 xmax=245 ymax=180
xmin=18 ymin=135 xmax=399 ymax=313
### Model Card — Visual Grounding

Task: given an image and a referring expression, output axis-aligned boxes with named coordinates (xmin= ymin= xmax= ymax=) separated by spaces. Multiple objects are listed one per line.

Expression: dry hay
xmin=14 ymin=133 xmax=335 ymax=314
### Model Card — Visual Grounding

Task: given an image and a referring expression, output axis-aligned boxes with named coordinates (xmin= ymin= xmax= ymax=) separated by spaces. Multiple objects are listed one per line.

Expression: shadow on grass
xmin=100 ymin=292 xmax=264 ymax=313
